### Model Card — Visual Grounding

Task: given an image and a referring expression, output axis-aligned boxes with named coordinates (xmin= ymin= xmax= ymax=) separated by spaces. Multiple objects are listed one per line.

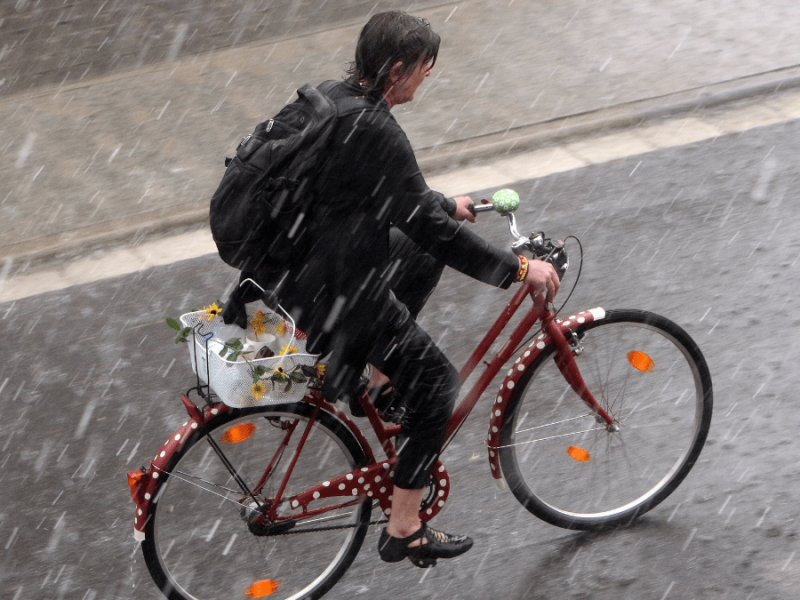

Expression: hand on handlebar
xmin=452 ymin=196 xmax=476 ymax=223
xmin=523 ymin=260 xmax=560 ymax=304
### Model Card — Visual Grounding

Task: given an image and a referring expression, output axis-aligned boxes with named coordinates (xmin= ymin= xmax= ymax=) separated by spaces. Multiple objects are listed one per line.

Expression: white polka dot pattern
xmin=484 ymin=308 xmax=603 ymax=485
xmin=132 ymin=401 xmax=232 ymax=538
xmin=291 ymin=458 xmax=451 ymax=522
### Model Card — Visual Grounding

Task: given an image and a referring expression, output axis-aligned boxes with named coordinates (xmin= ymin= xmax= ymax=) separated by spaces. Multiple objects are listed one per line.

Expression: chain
xmin=272 ymin=518 xmax=388 ymax=536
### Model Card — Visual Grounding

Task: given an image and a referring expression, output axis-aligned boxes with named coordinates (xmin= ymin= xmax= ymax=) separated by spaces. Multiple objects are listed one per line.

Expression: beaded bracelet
xmin=515 ymin=255 xmax=529 ymax=283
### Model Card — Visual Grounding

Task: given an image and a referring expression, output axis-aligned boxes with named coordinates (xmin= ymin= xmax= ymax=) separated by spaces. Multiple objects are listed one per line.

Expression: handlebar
xmin=473 ymin=189 xmax=570 ymax=280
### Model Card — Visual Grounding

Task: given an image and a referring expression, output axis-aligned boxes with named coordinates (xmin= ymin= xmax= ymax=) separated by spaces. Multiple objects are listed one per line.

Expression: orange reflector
xmin=567 ymin=446 xmax=590 ymax=462
xmin=127 ymin=469 xmax=146 ymax=503
xmin=127 ymin=469 xmax=144 ymax=494
xmin=245 ymin=580 xmax=280 ymax=597
xmin=627 ymin=350 xmax=654 ymax=372
xmin=222 ymin=422 xmax=256 ymax=444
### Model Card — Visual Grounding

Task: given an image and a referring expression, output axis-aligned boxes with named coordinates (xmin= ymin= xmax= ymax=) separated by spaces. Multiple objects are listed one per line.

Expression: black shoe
xmin=378 ymin=523 xmax=473 ymax=568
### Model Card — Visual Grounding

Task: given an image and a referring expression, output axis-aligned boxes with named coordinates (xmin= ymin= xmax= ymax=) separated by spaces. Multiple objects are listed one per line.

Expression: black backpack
xmin=209 ymin=82 xmax=374 ymax=271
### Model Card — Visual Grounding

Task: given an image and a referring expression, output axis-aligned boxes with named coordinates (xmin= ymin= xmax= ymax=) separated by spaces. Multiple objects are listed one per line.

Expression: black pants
xmin=367 ymin=229 xmax=459 ymax=490
xmin=228 ymin=229 xmax=458 ymax=490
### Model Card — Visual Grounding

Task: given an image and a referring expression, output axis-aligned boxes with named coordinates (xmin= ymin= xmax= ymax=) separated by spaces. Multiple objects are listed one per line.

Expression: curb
xmin=5 ymin=63 xmax=800 ymax=270
xmin=415 ymin=63 xmax=800 ymax=172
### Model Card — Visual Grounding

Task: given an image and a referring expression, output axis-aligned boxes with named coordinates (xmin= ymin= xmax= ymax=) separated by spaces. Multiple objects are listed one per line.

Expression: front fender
xmin=486 ymin=307 xmax=606 ymax=483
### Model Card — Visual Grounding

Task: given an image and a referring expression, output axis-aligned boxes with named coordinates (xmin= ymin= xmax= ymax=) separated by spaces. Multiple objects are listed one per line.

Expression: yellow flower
xmin=251 ymin=381 xmax=267 ymax=400
xmin=316 ymin=364 xmax=326 ymax=378
xmin=280 ymin=344 xmax=298 ymax=355
xmin=274 ymin=321 xmax=290 ymax=337
xmin=271 ymin=367 xmax=288 ymax=384
xmin=249 ymin=310 xmax=268 ymax=336
xmin=203 ymin=302 xmax=222 ymax=321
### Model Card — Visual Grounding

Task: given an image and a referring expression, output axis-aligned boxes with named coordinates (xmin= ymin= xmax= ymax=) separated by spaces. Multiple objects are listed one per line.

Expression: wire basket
xmin=179 ymin=302 xmax=318 ymax=408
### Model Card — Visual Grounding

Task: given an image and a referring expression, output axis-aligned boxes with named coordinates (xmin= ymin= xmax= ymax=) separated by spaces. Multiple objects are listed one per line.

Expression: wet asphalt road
xmin=2 ymin=117 xmax=800 ymax=599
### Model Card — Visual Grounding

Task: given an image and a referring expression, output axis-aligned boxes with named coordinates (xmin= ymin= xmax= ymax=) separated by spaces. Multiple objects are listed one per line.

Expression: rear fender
xmin=131 ymin=397 xmax=232 ymax=540
xmin=129 ymin=393 xmax=375 ymax=541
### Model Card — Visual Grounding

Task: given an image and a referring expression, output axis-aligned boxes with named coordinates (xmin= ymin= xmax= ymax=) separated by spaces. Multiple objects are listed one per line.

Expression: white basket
xmin=180 ymin=302 xmax=318 ymax=408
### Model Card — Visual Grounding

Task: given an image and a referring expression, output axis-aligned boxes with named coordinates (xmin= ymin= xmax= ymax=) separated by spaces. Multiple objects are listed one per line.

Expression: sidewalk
xmin=2 ymin=0 xmax=800 ymax=282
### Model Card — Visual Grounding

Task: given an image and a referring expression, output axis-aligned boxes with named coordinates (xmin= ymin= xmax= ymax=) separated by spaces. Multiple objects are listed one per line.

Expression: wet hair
xmin=348 ymin=11 xmax=440 ymax=99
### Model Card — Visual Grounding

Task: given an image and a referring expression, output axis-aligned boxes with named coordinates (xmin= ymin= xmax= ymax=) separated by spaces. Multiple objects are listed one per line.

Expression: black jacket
xmin=237 ymin=77 xmax=519 ymax=398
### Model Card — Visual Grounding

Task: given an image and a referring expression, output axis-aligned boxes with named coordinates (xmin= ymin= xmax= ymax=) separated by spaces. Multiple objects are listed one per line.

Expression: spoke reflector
xmin=567 ymin=446 xmax=590 ymax=462
xmin=245 ymin=580 xmax=280 ymax=597
xmin=627 ymin=350 xmax=654 ymax=372
xmin=222 ymin=422 xmax=256 ymax=444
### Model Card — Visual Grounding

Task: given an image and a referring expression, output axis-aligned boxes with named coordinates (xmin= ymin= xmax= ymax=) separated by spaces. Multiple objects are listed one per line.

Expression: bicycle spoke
xmin=142 ymin=405 xmax=373 ymax=600
xmin=499 ymin=310 xmax=712 ymax=530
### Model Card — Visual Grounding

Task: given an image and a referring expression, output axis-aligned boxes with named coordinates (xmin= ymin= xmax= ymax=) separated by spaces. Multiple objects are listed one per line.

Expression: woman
xmin=229 ymin=10 xmax=559 ymax=567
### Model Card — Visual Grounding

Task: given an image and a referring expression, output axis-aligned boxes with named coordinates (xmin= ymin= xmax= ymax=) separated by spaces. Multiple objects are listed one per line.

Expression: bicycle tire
xmin=499 ymin=309 xmax=713 ymax=531
xmin=141 ymin=401 xmax=372 ymax=600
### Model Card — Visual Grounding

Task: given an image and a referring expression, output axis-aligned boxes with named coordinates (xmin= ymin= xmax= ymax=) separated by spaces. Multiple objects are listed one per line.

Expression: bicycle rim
xmin=142 ymin=403 xmax=371 ymax=600
xmin=500 ymin=309 xmax=712 ymax=530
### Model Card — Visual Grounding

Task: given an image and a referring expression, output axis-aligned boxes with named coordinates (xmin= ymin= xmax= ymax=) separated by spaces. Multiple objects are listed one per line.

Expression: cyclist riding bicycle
xmin=223 ymin=10 xmax=560 ymax=567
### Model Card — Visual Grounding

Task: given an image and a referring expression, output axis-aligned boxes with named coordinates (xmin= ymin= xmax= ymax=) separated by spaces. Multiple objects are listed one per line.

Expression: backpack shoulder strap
xmin=314 ymin=80 xmax=384 ymax=118
xmin=335 ymin=95 xmax=378 ymax=117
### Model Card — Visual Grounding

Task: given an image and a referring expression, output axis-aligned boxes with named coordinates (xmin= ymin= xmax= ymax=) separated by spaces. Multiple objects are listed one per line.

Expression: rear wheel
xmin=141 ymin=402 xmax=371 ymax=600
xmin=499 ymin=309 xmax=712 ymax=530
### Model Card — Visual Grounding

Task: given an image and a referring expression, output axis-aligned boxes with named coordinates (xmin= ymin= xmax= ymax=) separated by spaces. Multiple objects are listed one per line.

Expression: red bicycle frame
xmin=129 ymin=284 xmax=612 ymax=537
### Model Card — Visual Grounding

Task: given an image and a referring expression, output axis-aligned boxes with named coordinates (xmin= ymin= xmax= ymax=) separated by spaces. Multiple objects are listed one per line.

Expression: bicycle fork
xmin=541 ymin=311 xmax=614 ymax=428
xmin=483 ymin=304 xmax=611 ymax=486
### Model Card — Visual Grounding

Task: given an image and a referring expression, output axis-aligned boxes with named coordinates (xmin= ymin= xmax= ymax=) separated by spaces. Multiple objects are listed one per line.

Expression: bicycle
xmin=127 ymin=190 xmax=713 ymax=600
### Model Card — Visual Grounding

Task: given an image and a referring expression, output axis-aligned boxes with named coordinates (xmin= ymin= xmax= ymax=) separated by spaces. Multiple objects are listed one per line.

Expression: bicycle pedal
xmin=408 ymin=556 xmax=437 ymax=568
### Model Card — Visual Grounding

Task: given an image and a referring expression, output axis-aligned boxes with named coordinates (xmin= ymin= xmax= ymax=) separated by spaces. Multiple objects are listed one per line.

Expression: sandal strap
xmin=377 ymin=525 xmax=426 ymax=563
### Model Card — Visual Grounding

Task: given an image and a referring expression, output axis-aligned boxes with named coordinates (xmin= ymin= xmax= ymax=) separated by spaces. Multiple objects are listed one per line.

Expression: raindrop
xmin=15 ymin=132 xmax=36 ymax=168
xmin=222 ymin=533 xmax=237 ymax=556
xmin=754 ymin=506 xmax=770 ymax=528
xmin=4 ymin=526 xmax=18 ymax=550
xmin=156 ymin=101 xmax=170 ymax=120
xmin=660 ymin=581 xmax=676 ymax=600
xmin=667 ymin=502 xmax=681 ymax=522
xmin=125 ymin=441 xmax=141 ymax=465
xmin=782 ymin=552 xmax=794 ymax=572
xmin=168 ymin=23 xmax=189 ymax=61
xmin=45 ymin=512 xmax=66 ymax=552
xmin=680 ymin=528 xmax=697 ymax=552
xmin=116 ymin=439 xmax=129 ymax=456
xmin=75 ymin=398 xmax=98 ymax=439
xmin=161 ymin=358 xmax=176 ymax=378
xmin=205 ymin=518 xmax=221 ymax=541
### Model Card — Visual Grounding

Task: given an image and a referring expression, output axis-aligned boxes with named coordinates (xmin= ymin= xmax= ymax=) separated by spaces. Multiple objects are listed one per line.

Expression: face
xmin=384 ymin=60 xmax=432 ymax=108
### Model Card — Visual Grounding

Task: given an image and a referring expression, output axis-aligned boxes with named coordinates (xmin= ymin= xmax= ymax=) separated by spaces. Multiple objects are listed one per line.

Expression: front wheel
xmin=499 ymin=309 xmax=712 ymax=530
xmin=141 ymin=402 xmax=372 ymax=600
